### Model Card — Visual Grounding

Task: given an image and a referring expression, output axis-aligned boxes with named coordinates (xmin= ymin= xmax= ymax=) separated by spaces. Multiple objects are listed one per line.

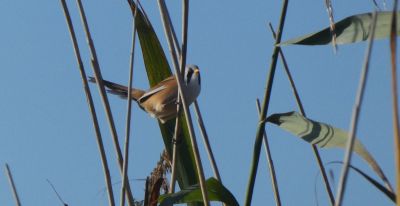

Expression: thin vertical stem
xmin=244 ymin=1 xmax=288 ymax=205
xmin=256 ymin=100 xmax=281 ymax=206
xmin=269 ymin=23 xmax=335 ymax=205
xmin=160 ymin=0 xmax=222 ymax=185
xmin=389 ymin=1 xmax=400 ymax=205
xmin=268 ymin=23 xmax=305 ymax=114
xmin=155 ymin=0 xmax=182 ymax=194
xmin=166 ymin=6 xmax=182 ymax=63
xmin=75 ymin=1 xmax=134 ymax=205
xmin=334 ymin=12 xmax=378 ymax=206
xmin=168 ymin=0 xmax=190 ymax=192
xmin=5 ymin=164 xmax=21 ymax=206
xmin=169 ymin=113 xmax=181 ymax=193
xmin=158 ymin=0 xmax=210 ymax=205
xmin=120 ymin=5 xmax=138 ymax=206
xmin=194 ymin=101 xmax=222 ymax=181
xmin=195 ymin=100 xmax=227 ymax=206
xmin=179 ymin=0 xmax=189 ymax=74
xmin=324 ymin=0 xmax=337 ymax=52
xmin=60 ymin=1 xmax=115 ymax=205
xmin=157 ymin=0 xmax=179 ymax=70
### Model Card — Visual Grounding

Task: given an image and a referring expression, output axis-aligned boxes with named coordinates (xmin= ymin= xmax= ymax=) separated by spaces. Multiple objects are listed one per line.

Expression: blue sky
xmin=0 ymin=0 xmax=397 ymax=205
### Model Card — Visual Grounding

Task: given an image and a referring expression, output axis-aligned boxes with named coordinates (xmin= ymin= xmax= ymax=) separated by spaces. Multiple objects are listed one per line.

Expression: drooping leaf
xmin=281 ymin=11 xmax=400 ymax=46
xmin=388 ymin=6 xmax=400 ymax=206
xmin=127 ymin=1 xmax=199 ymax=193
xmin=327 ymin=161 xmax=396 ymax=203
xmin=158 ymin=178 xmax=239 ymax=206
xmin=267 ymin=111 xmax=392 ymax=191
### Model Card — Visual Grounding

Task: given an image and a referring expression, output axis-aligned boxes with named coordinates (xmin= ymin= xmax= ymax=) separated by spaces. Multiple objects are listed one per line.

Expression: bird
xmin=89 ymin=64 xmax=201 ymax=123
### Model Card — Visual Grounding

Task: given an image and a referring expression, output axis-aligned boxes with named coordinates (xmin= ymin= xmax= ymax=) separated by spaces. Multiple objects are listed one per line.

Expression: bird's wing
xmin=138 ymin=76 xmax=175 ymax=103
xmin=158 ymin=76 xmax=175 ymax=84
xmin=155 ymin=78 xmax=179 ymax=106
xmin=160 ymin=93 xmax=178 ymax=106
xmin=138 ymin=85 xmax=167 ymax=103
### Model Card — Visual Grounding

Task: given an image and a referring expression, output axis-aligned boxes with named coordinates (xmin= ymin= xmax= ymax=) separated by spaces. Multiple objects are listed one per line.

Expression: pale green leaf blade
xmin=158 ymin=178 xmax=239 ymax=206
xmin=267 ymin=111 xmax=391 ymax=190
xmin=281 ymin=11 xmax=400 ymax=46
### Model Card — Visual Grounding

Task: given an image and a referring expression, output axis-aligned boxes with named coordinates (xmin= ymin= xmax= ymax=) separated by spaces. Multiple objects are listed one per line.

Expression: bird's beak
xmin=194 ymin=68 xmax=200 ymax=74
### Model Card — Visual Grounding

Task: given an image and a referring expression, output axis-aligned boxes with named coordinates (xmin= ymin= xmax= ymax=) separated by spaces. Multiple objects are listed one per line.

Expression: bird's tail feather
xmin=88 ymin=77 xmax=145 ymax=101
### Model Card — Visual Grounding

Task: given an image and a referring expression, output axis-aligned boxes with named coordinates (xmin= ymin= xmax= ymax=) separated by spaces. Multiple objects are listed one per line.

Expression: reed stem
xmin=256 ymin=100 xmax=281 ymax=206
xmin=160 ymin=0 xmax=223 ymax=193
xmin=168 ymin=112 xmax=181 ymax=193
xmin=120 ymin=5 xmax=138 ymax=206
xmin=60 ymin=1 xmax=116 ymax=205
xmin=158 ymin=0 xmax=210 ymax=204
xmin=244 ymin=1 xmax=288 ymax=205
xmin=5 ymin=164 xmax=21 ymax=206
xmin=334 ymin=12 xmax=378 ymax=206
xmin=269 ymin=23 xmax=335 ymax=205
xmin=75 ymin=0 xmax=135 ymax=204
xmin=389 ymin=2 xmax=400 ymax=205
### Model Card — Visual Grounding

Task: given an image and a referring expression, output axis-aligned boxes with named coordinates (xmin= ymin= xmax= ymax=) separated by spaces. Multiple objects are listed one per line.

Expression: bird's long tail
xmin=88 ymin=77 xmax=145 ymax=101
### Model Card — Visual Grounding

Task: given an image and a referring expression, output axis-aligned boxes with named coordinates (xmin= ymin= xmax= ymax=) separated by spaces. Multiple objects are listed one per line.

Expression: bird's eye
xmin=186 ymin=69 xmax=193 ymax=85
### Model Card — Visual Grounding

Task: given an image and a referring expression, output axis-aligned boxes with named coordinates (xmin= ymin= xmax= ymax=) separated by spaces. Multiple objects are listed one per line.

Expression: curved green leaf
xmin=267 ymin=111 xmax=392 ymax=191
xmin=158 ymin=178 xmax=239 ymax=206
xmin=127 ymin=1 xmax=199 ymax=192
xmin=327 ymin=161 xmax=396 ymax=202
xmin=281 ymin=11 xmax=400 ymax=46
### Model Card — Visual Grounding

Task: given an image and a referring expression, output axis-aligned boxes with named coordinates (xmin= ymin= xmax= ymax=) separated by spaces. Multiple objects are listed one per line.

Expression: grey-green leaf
xmin=281 ymin=11 xmax=400 ymax=46
xmin=267 ymin=111 xmax=392 ymax=191
xmin=158 ymin=178 xmax=239 ymax=206
xmin=328 ymin=161 xmax=396 ymax=202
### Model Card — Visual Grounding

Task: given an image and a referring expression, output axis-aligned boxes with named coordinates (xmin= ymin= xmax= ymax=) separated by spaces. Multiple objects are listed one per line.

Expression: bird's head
xmin=184 ymin=64 xmax=201 ymax=102
xmin=184 ymin=64 xmax=201 ymax=86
